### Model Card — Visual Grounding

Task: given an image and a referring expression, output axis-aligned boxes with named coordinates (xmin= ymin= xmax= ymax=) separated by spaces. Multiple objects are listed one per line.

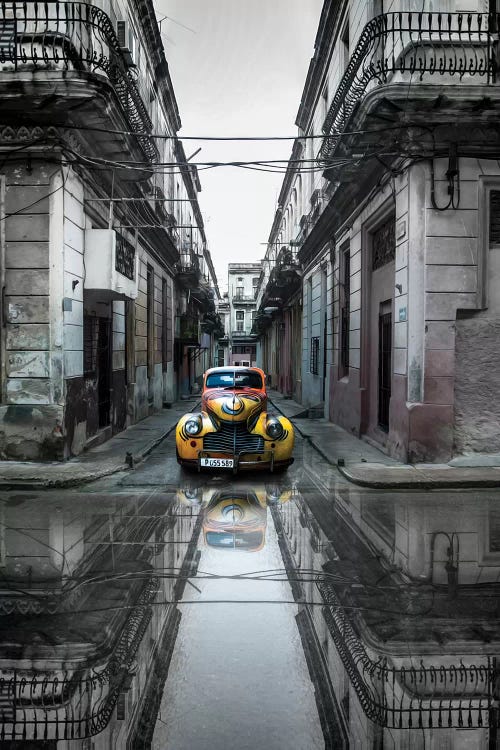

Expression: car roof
xmin=204 ymin=366 xmax=265 ymax=376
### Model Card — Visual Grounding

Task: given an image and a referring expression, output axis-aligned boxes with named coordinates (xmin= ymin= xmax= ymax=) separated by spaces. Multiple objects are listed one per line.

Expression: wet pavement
xmin=1 ymin=432 xmax=500 ymax=748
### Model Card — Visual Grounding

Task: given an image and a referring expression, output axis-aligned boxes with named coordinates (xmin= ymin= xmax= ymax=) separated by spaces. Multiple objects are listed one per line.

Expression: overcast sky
xmin=155 ymin=1 xmax=323 ymax=292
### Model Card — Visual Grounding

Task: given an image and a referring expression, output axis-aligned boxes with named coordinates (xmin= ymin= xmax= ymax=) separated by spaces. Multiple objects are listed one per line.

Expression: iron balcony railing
xmin=176 ymin=250 xmax=200 ymax=275
xmin=318 ymin=580 xmax=496 ymax=730
xmin=0 ymin=1 xmax=158 ymax=162
xmin=276 ymin=245 xmax=299 ymax=270
xmin=320 ymin=12 xmax=500 ymax=160
xmin=0 ymin=576 xmax=160 ymax=742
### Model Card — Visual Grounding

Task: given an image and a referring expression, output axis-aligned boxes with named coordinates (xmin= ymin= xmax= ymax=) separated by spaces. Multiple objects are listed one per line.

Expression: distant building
xmin=215 ymin=294 xmax=231 ymax=367
xmin=228 ymin=263 xmax=260 ymax=367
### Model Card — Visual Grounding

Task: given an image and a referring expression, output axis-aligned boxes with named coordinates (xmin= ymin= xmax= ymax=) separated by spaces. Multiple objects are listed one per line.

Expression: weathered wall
xmin=301 ymin=265 xmax=326 ymax=408
xmin=454 ymin=316 xmax=500 ymax=453
xmin=0 ymin=161 xmax=64 ymax=459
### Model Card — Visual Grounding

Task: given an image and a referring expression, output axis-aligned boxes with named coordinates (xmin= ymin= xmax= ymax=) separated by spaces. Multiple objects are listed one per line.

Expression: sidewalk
xmin=0 ymin=398 xmax=199 ymax=488
xmin=268 ymin=390 xmax=500 ymax=490
xmin=1 ymin=391 xmax=499 ymax=491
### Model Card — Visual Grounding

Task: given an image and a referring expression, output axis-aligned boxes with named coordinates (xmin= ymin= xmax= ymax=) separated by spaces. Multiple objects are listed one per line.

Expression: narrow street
xmin=1 ymin=431 xmax=499 ymax=748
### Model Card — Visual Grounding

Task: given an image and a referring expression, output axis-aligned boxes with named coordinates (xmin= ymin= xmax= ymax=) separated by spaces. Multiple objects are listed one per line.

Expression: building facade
xmin=0 ymin=0 xmax=219 ymax=460
xmin=257 ymin=0 xmax=500 ymax=462
xmin=228 ymin=263 xmax=260 ymax=367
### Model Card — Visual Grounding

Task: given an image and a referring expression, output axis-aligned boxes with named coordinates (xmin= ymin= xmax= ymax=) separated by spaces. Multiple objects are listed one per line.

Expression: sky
xmin=154 ymin=0 xmax=324 ymax=292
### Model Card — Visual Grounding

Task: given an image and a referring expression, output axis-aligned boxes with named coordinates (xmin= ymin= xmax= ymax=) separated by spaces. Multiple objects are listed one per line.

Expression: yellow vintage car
xmin=175 ymin=366 xmax=294 ymax=473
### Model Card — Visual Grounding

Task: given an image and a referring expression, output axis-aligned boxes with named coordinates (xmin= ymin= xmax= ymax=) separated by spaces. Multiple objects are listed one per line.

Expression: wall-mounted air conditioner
xmin=84 ymin=229 xmax=138 ymax=300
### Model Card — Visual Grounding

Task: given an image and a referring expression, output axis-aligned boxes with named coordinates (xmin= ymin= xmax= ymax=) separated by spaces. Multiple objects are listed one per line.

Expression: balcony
xmin=175 ymin=250 xmax=202 ymax=289
xmin=275 ymin=246 xmax=301 ymax=291
xmin=0 ymin=2 xmax=158 ymax=163
xmin=320 ymin=12 xmax=500 ymax=164
xmin=175 ymin=314 xmax=200 ymax=344
xmin=232 ymin=293 xmax=256 ymax=304
xmin=231 ymin=328 xmax=255 ymax=341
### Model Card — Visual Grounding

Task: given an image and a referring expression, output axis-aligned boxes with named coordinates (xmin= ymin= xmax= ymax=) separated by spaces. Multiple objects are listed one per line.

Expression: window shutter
xmin=116 ymin=20 xmax=127 ymax=48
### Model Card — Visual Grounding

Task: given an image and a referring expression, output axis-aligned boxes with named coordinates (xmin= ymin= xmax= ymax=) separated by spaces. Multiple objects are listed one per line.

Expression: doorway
xmin=378 ymin=306 xmax=392 ymax=431
xmin=97 ymin=317 xmax=112 ymax=428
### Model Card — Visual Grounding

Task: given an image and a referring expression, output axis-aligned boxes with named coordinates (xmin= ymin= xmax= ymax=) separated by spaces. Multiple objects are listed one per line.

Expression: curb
xmin=269 ymin=396 xmax=336 ymax=466
xmin=337 ymin=464 xmax=500 ymax=490
xmin=0 ymin=407 xmax=196 ymax=490
xmin=270 ymin=396 xmax=500 ymax=490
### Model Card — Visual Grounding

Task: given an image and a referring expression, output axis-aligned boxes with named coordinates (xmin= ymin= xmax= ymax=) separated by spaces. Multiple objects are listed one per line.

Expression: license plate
xmin=200 ymin=457 xmax=234 ymax=468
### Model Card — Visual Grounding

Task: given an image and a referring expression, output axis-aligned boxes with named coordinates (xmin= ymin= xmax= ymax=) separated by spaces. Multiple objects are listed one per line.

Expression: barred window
xmin=490 ymin=190 xmax=500 ymax=245
xmin=310 ymin=336 xmax=320 ymax=375
xmin=372 ymin=216 xmax=395 ymax=271
xmin=340 ymin=244 xmax=350 ymax=376
xmin=83 ymin=315 xmax=98 ymax=374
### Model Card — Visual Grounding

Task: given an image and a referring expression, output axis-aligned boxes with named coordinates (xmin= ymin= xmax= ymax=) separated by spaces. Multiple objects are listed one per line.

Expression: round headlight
xmin=266 ymin=418 xmax=284 ymax=439
xmin=185 ymin=416 xmax=202 ymax=436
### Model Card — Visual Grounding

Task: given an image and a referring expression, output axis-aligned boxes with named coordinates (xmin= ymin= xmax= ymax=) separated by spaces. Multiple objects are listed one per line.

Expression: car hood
xmin=202 ymin=388 xmax=266 ymax=423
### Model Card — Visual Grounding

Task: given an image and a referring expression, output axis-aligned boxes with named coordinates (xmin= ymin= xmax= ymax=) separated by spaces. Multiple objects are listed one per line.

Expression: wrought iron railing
xmin=176 ymin=250 xmax=200 ymax=275
xmin=0 ymin=575 xmax=160 ymax=741
xmin=176 ymin=314 xmax=199 ymax=341
xmin=320 ymin=12 xmax=499 ymax=160
xmin=318 ymin=580 xmax=495 ymax=729
xmin=0 ymin=1 xmax=158 ymax=162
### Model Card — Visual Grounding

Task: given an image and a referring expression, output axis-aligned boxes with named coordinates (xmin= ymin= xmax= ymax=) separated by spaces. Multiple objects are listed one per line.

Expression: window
xmin=147 ymin=265 xmax=154 ymax=378
xmin=83 ymin=315 xmax=98 ymax=374
xmin=116 ymin=692 xmax=126 ymax=721
xmin=340 ymin=243 xmax=350 ymax=376
xmin=235 ymin=286 xmax=244 ymax=299
xmin=490 ymin=190 xmax=500 ymax=245
xmin=321 ymin=82 xmax=329 ymax=121
xmin=236 ymin=310 xmax=244 ymax=332
xmin=162 ymin=277 xmax=172 ymax=370
xmin=341 ymin=20 xmax=349 ymax=72
xmin=205 ymin=370 xmax=263 ymax=389
xmin=310 ymin=336 xmax=320 ymax=375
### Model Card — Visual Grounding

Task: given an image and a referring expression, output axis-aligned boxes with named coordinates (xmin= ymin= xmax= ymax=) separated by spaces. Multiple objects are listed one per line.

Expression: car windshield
xmin=205 ymin=370 xmax=263 ymax=389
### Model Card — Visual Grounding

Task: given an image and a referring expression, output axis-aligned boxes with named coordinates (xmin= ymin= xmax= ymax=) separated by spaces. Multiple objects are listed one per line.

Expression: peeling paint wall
xmin=0 ymin=161 xmax=64 ymax=459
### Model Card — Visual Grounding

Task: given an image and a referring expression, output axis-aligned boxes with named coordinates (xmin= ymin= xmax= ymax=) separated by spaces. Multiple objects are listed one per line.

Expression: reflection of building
xmin=274 ymin=486 xmax=500 ymax=747
xmin=228 ymin=263 xmax=260 ymax=367
xmin=0 ymin=491 xmax=201 ymax=745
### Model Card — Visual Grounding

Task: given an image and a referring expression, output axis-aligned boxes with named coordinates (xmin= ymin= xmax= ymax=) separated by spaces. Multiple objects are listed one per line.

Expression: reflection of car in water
xmin=175 ymin=366 xmax=294 ymax=473
xmin=203 ymin=492 xmax=268 ymax=552
xmin=176 ymin=485 xmax=292 ymax=552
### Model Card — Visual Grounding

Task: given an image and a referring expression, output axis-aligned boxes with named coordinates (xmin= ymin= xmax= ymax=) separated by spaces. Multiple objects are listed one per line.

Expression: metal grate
xmin=340 ymin=246 xmax=350 ymax=375
xmin=83 ymin=315 xmax=98 ymax=374
xmin=490 ymin=190 xmax=500 ymax=245
xmin=378 ymin=311 xmax=392 ymax=431
xmin=372 ymin=216 xmax=395 ymax=271
xmin=203 ymin=422 xmax=264 ymax=454
xmin=310 ymin=336 xmax=320 ymax=375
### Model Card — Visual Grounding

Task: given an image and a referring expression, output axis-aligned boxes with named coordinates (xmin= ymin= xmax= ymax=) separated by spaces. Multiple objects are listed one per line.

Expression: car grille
xmin=203 ymin=422 xmax=264 ymax=454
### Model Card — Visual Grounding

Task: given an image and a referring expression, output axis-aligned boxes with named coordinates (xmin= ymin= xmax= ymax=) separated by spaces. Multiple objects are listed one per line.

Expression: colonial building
xmin=257 ymin=0 xmax=500 ymax=462
xmin=228 ymin=263 xmax=260 ymax=367
xmin=0 ymin=0 xmax=219 ymax=459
